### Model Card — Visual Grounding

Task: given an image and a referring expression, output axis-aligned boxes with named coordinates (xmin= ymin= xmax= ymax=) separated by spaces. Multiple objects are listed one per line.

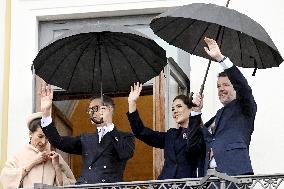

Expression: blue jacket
xmin=203 ymin=65 xmax=257 ymax=176
xmin=127 ymin=111 xmax=205 ymax=179
xmin=42 ymin=123 xmax=135 ymax=184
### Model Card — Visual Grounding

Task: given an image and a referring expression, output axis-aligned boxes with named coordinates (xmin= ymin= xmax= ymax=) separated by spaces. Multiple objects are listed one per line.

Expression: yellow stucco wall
xmin=0 ymin=0 xmax=11 ymax=189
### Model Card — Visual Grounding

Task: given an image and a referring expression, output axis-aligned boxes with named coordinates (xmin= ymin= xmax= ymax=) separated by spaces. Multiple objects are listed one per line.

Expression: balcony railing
xmin=33 ymin=169 xmax=284 ymax=189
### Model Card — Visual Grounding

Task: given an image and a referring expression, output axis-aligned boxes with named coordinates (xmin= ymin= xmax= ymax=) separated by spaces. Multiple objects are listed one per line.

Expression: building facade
xmin=1 ymin=0 xmax=284 ymax=185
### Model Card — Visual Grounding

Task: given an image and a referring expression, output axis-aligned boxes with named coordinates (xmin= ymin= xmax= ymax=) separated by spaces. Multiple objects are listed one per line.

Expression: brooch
xmin=183 ymin=133 xmax=187 ymax=139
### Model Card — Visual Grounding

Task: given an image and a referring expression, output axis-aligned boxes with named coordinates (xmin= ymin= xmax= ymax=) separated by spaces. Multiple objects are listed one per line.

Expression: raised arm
xmin=204 ymin=37 xmax=256 ymax=117
xmin=127 ymin=82 xmax=165 ymax=149
xmin=40 ymin=83 xmax=82 ymax=155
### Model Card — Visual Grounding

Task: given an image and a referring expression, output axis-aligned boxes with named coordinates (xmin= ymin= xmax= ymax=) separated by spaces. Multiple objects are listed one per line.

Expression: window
xmin=164 ymin=57 xmax=190 ymax=129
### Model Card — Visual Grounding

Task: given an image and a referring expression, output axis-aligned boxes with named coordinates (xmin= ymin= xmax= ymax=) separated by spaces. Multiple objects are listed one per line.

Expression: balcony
xmin=33 ymin=170 xmax=284 ymax=189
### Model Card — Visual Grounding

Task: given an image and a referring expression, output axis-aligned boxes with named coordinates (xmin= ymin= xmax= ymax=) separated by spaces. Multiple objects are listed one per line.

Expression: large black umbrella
xmin=33 ymin=24 xmax=167 ymax=94
xmin=150 ymin=2 xmax=283 ymax=94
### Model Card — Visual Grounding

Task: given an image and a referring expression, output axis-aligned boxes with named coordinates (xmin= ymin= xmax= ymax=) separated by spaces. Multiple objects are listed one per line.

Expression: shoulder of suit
xmin=80 ymin=132 xmax=96 ymax=138
xmin=113 ymin=128 xmax=134 ymax=137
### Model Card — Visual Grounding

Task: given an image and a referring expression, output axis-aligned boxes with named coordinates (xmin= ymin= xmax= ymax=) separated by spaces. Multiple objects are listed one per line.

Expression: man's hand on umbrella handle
xmin=192 ymin=93 xmax=204 ymax=113
xmin=39 ymin=82 xmax=53 ymax=118
xmin=128 ymin=82 xmax=142 ymax=113
xmin=204 ymin=37 xmax=225 ymax=62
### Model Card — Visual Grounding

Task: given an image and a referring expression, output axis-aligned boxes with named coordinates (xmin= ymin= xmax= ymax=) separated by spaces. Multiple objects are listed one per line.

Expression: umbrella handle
xmin=199 ymin=84 xmax=205 ymax=95
xmin=188 ymin=92 xmax=194 ymax=103
xmin=188 ymin=92 xmax=198 ymax=108
xmin=226 ymin=0 xmax=231 ymax=7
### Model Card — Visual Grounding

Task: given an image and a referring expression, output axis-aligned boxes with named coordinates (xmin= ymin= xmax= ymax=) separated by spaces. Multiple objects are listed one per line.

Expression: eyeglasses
xmin=86 ymin=106 xmax=100 ymax=114
xmin=86 ymin=105 xmax=110 ymax=114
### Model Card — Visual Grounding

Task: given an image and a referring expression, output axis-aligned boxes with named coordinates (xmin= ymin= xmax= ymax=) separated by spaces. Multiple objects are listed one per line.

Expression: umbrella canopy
xmin=33 ymin=24 xmax=167 ymax=94
xmin=150 ymin=3 xmax=283 ymax=69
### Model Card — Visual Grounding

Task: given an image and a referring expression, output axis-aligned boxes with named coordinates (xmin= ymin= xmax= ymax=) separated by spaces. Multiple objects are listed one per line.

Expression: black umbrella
xmin=150 ymin=2 xmax=283 ymax=94
xmin=33 ymin=24 xmax=167 ymax=94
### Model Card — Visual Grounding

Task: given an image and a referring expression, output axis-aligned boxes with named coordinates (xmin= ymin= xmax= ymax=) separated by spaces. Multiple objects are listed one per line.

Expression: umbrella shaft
xmin=199 ymin=59 xmax=212 ymax=94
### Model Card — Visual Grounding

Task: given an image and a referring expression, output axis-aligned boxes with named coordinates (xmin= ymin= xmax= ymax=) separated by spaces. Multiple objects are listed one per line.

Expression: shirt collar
xmin=97 ymin=123 xmax=114 ymax=133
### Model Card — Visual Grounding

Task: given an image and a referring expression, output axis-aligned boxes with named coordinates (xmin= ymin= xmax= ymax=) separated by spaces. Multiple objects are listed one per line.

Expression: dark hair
xmin=218 ymin=71 xmax=228 ymax=77
xmin=173 ymin=94 xmax=194 ymax=109
xmin=28 ymin=118 xmax=41 ymax=133
xmin=90 ymin=94 xmax=115 ymax=109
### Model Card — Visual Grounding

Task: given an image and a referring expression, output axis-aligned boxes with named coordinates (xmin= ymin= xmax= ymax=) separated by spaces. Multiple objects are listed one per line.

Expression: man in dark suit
xmin=39 ymin=84 xmax=135 ymax=184
xmin=200 ymin=37 xmax=257 ymax=176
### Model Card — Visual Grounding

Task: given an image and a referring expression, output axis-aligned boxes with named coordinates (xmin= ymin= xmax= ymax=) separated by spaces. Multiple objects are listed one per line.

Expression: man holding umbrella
xmin=39 ymin=83 xmax=135 ymax=184
xmin=196 ymin=37 xmax=257 ymax=176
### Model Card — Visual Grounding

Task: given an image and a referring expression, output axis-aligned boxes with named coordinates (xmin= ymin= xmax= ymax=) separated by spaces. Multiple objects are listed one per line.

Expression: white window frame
xmin=164 ymin=57 xmax=190 ymax=130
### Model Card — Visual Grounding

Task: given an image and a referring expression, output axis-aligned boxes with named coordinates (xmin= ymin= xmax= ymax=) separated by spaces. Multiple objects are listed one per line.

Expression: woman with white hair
xmin=0 ymin=112 xmax=76 ymax=189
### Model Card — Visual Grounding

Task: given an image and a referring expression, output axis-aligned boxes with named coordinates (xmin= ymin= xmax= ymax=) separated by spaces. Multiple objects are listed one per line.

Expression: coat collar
xmin=214 ymin=100 xmax=237 ymax=134
xmin=97 ymin=123 xmax=114 ymax=133
xmin=25 ymin=144 xmax=44 ymax=153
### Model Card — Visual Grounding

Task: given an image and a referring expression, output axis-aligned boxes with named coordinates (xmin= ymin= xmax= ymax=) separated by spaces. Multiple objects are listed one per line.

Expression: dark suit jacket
xmin=127 ymin=111 xmax=205 ymax=179
xmin=203 ymin=65 xmax=257 ymax=176
xmin=42 ymin=123 xmax=135 ymax=184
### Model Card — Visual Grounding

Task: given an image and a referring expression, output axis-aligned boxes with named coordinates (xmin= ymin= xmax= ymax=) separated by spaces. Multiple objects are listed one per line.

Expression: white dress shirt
xmin=41 ymin=116 xmax=114 ymax=143
xmin=97 ymin=124 xmax=114 ymax=143
xmin=41 ymin=116 xmax=52 ymax=127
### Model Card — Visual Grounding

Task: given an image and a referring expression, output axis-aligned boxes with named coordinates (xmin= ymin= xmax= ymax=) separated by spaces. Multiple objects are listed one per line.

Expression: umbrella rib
xmin=104 ymin=37 xmax=142 ymax=83
xmin=251 ymin=38 xmax=265 ymax=69
xmin=170 ymin=19 xmax=196 ymax=45
xmin=67 ymin=37 xmax=98 ymax=90
xmin=36 ymin=35 xmax=90 ymax=71
xmin=191 ymin=22 xmax=211 ymax=54
xmin=110 ymin=33 xmax=165 ymax=67
xmin=218 ymin=26 xmax=225 ymax=50
xmin=108 ymin=34 xmax=162 ymax=75
xmin=152 ymin=17 xmax=181 ymax=33
xmin=92 ymin=40 xmax=98 ymax=92
xmin=46 ymin=36 xmax=93 ymax=83
xmin=103 ymin=41 xmax=119 ymax=92
xmin=237 ymin=32 xmax=244 ymax=67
